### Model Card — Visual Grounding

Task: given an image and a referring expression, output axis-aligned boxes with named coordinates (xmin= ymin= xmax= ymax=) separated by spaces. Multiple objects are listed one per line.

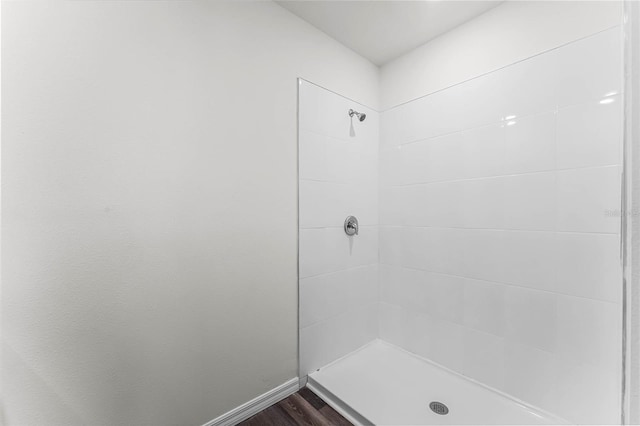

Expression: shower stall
xmin=298 ymin=25 xmax=625 ymax=425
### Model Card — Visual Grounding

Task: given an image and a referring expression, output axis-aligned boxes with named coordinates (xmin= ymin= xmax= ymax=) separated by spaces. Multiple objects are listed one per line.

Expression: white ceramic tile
xmin=504 ymin=112 xmax=556 ymax=175
xmin=461 ymin=177 xmax=506 ymax=229
xmin=384 ymin=147 xmax=408 ymax=187
xmin=299 ymin=271 xmax=349 ymax=328
xmin=463 ymin=278 xmax=506 ymax=337
xmin=298 ymin=80 xmax=322 ymax=133
xmin=557 ymin=98 xmax=622 ymax=169
xmin=325 ymin=226 xmax=378 ymax=271
xmin=300 ymin=265 xmax=377 ymax=330
xmin=495 ymin=50 xmax=560 ymax=120
xmin=424 ymin=131 xmax=466 ymax=182
xmin=299 ymin=319 xmax=338 ymax=375
xmin=296 ymin=181 xmax=377 ymax=229
xmin=402 ymin=183 xmax=465 ymax=228
xmin=299 ymin=80 xmax=378 ymax=143
xmin=556 ymin=165 xmax=621 ymax=234
xmin=382 ymin=98 xmax=432 ymax=147
xmin=421 ymin=315 xmax=465 ymax=372
xmin=422 ymin=181 xmax=466 ymax=228
xmin=300 ymin=223 xmax=377 ymax=278
xmin=343 ymin=265 xmax=379 ymax=315
xmin=401 ymin=94 xmax=442 ymax=142
xmin=503 ymin=342 xmax=558 ymax=411
xmin=452 ymin=70 xmax=507 ymax=132
xmin=504 ymin=286 xmax=557 ymax=353
xmin=556 ymin=295 xmax=621 ymax=373
xmin=396 ymin=186 xmax=420 ymax=226
xmin=379 ymin=264 xmax=400 ymax=306
xmin=550 ymin=358 xmax=620 ymax=425
xmin=462 ymin=229 xmax=504 ymax=283
xmin=554 ymin=232 xmax=622 ymax=302
xmin=340 ymin=303 xmax=379 ymax=355
xmin=502 ymin=172 xmax=556 ymax=231
xmin=423 ymin=272 xmax=465 ymax=325
xmin=397 ymin=227 xmax=425 ymax=270
xmin=397 ymin=98 xmax=429 ymax=144
xmin=426 ymin=78 xmax=506 ymax=139
xmin=501 ymin=230 xmax=557 ymax=291
xmin=380 ymin=108 xmax=403 ymax=150
xmin=298 ymin=180 xmax=339 ymax=228
xmin=299 ymin=130 xmax=328 ymax=181
xmin=405 ymin=313 xmax=433 ymax=359
xmin=400 ymin=140 xmax=430 ymax=184
xmin=319 ymin=89 xmax=359 ymax=141
xmin=404 ymin=227 xmax=465 ymax=275
xmin=379 ymin=185 xmax=404 ymax=226
xmin=380 ymin=266 xmax=427 ymax=313
xmin=344 ymin=182 xmax=378 ymax=227
xmin=319 ymin=227 xmax=350 ymax=274
xmin=299 ymin=228 xmax=329 ymax=278
xmin=553 ymin=27 xmax=623 ymax=109
xmin=496 ymin=28 xmax=622 ymax=121
xmin=324 ymin=136 xmax=353 ymax=183
xmin=300 ymin=303 xmax=378 ymax=376
xmin=379 ymin=302 xmax=409 ymax=348
xmin=328 ymin=137 xmax=378 ymax=185
xmin=386 ymin=309 xmax=466 ymax=373
xmin=379 ymin=226 xmax=403 ymax=266
xmin=462 ymin=328 xmax=506 ymax=391
xmin=462 ymin=123 xmax=506 ymax=179
xmin=379 ymin=147 xmax=404 ymax=186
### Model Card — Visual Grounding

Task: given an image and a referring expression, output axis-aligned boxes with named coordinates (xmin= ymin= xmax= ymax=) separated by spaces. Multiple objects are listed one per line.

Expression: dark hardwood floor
xmin=238 ymin=387 xmax=353 ymax=426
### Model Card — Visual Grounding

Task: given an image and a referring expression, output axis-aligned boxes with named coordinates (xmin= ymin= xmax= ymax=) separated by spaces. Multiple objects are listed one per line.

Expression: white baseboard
xmin=203 ymin=377 xmax=299 ymax=426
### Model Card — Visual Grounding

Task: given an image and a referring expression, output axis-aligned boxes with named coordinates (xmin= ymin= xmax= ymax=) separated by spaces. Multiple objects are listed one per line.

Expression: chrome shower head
xmin=349 ymin=109 xmax=366 ymax=122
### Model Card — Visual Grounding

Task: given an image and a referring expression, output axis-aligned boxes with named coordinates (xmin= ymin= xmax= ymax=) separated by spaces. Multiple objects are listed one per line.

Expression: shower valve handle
xmin=344 ymin=216 xmax=359 ymax=236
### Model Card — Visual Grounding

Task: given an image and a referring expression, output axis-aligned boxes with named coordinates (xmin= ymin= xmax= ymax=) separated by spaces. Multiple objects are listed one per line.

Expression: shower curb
xmin=306 ymin=376 xmax=374 ymax=426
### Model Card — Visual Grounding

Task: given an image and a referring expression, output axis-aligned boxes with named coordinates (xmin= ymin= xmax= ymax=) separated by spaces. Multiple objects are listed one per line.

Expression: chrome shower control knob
xmin=344 ymin=216 xmax=359 ymax=236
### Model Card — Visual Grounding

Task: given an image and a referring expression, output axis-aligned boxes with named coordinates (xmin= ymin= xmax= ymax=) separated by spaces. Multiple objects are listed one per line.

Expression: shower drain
xmin=429 ymin=401 xmax=449 ymax=415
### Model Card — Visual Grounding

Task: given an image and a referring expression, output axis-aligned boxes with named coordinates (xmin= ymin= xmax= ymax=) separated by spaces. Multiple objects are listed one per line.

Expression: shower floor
xmin=307 ymin=340 xmax=568 ymax=425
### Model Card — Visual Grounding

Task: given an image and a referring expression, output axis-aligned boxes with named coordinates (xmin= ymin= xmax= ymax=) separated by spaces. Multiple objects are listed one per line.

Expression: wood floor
xmin=238 ymin=387 xmax=353 ymax=426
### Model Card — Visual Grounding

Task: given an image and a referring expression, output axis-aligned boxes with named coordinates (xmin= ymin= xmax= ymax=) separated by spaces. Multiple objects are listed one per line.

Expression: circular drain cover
xmin=429 ymin=401 xmax=449 ymax=415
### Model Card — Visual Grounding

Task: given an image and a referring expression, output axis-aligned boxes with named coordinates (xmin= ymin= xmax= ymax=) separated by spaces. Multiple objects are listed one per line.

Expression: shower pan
xmin=298 ymin=25 xmax=625 ymax=426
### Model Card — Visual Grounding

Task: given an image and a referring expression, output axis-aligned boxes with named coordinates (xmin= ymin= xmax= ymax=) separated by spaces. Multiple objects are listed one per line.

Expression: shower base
xmin=307 ymin=340 xmax=568 ymax=425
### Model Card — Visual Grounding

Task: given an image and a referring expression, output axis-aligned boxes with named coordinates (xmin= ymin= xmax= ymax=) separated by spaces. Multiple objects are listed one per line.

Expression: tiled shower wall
xmin=379 ymin=27 xmax=623 ymax=425
xmin=298 ymin=80 xmax=379 ymax=376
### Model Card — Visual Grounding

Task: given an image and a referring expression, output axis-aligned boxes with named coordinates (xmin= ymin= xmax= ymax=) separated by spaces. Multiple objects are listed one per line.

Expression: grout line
xmin=300 ymin=301 xmax=379 ymax=331
xmin=300 ymin=126 xmax=381 ymax=144
xmin=298 ymin=78 xmax=378 ymax=112
xmin=381 ymin=25 xmax=621 ymax=112
xmin=378 ymin=263 xmax=622 ymax=305
xmin=382 ymin=94 xmax=620 ymax=149
xmin=376 ymin=225 xmax=620 ymax=237
xmin=378 ymin=300 xmax=623 ymax=380
xmin=300 ymin=178 xmax=378 ymax=184
xmin=380 ymin=164 xmax=622 ymax=187
xmin=300 ymin=225 xmax=379 ymax=230
xmin=300 ymin=263 xmax=379 ymax=281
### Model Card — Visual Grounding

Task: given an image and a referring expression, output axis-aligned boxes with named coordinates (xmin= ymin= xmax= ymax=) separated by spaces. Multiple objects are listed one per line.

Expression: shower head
xmin=349 ymin=109 xmax=366 ymax=122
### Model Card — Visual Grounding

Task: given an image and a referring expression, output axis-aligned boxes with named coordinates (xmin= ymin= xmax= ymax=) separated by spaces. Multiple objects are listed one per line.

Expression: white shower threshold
xmin=306 ymin=340 xmax=570 ymax=426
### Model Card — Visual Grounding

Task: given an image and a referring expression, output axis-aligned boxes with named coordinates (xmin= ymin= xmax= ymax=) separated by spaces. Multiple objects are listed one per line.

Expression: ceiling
xmin=276 ymin=1 xmax=503 ymax=66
